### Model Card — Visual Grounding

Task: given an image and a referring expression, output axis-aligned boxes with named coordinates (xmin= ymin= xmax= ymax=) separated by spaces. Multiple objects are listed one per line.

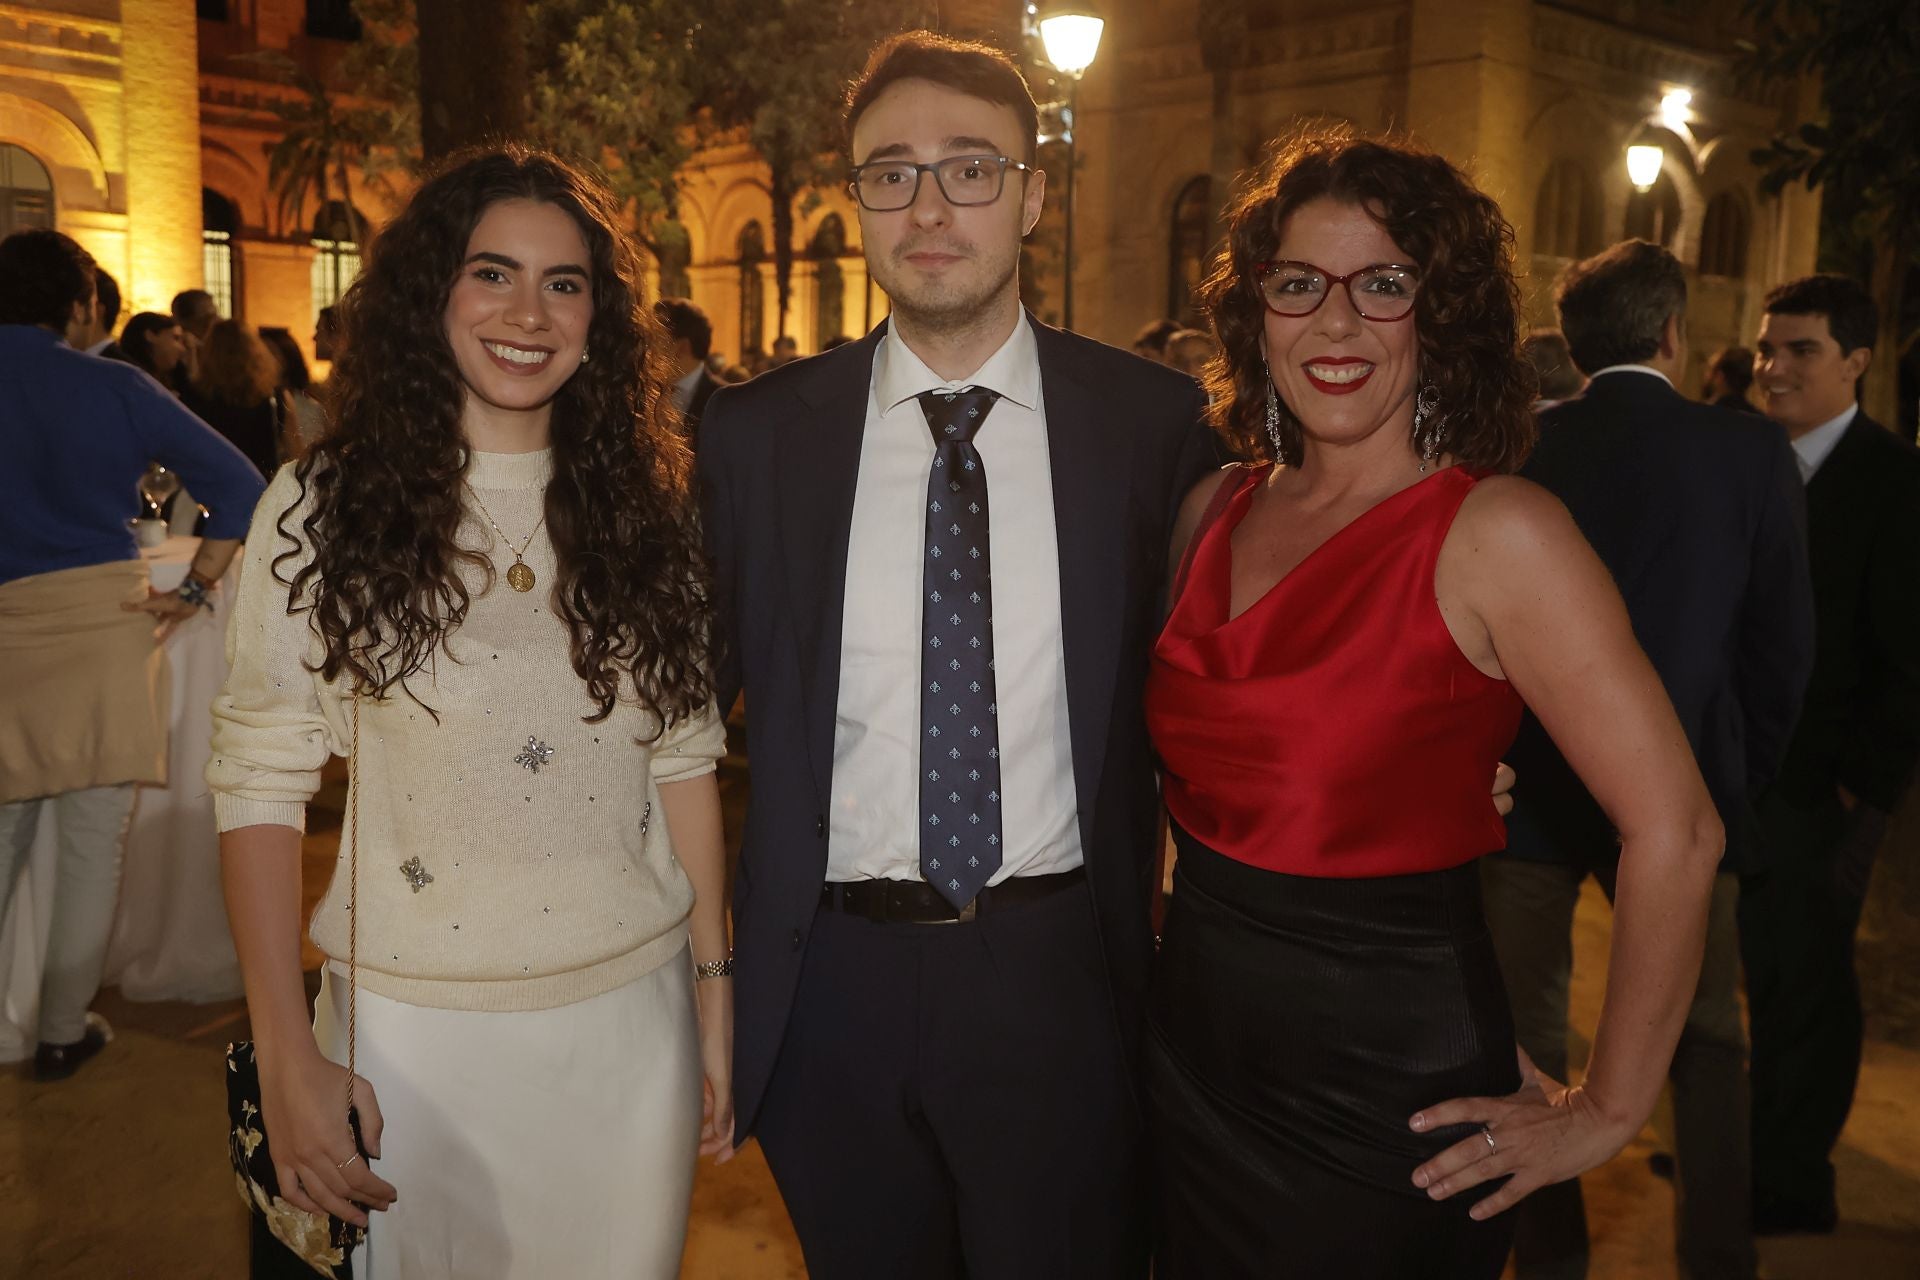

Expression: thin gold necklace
xmin=464 ymin=484 xmax=548 ymax=592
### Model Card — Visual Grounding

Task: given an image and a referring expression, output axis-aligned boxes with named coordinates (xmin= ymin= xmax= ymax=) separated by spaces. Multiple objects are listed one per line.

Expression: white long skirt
xmin=313 ymin=948 xmax=702 ymax=1279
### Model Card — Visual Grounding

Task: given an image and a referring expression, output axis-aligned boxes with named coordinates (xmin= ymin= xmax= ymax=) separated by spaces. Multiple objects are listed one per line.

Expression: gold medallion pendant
xmin=506 ymin=561 xmax=536 ymax=592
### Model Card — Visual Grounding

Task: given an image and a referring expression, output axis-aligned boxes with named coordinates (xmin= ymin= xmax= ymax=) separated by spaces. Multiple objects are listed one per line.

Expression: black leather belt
xmin=820 ymin=867 xmax=1086 ymax=925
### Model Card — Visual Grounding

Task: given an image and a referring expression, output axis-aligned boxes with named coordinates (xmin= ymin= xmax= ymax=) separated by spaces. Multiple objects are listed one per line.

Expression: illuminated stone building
xmin=1 ymin=1 xmax=1819 ymax=379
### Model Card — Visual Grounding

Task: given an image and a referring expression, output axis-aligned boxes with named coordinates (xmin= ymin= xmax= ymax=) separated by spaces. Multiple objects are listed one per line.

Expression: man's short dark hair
xmin=94 ymin=268 xmax=122 ymax=332
xmin=0 ymin=227 xmax=97 ymax=329
xmin=1554 ymin=239 xmax=1688 ymax=376
xmin=845 ymin=31 xmax=1039 ymax=165
xmin=1708 ymin=346 xmax=1754 ymax=396
xmin=171 ymin=288 xmax=216 ymax=324
xmin=653 ymin=297 xmax=712 ymax=361
xmin=1763 ymin=274 xmax=1876 ymax=357
xmin=1523 ymin=329 xmax=1585 ymax=401
xmin=1134 ymin=318 xmax=1181 ymax=355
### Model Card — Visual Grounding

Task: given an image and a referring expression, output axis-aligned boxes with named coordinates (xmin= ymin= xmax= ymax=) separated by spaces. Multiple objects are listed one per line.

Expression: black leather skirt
xmin=1147 ymin=828 xmax=1519 ymax=1278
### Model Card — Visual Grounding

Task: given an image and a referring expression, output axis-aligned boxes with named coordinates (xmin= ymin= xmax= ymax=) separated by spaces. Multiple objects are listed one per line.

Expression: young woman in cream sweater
xmin=209 ymin=147 xmax=732 ymax=1277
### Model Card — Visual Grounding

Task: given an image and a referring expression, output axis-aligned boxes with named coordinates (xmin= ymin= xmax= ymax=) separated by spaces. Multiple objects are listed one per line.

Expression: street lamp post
xmin=1034 ymin=4 xmax=1105 ymax=332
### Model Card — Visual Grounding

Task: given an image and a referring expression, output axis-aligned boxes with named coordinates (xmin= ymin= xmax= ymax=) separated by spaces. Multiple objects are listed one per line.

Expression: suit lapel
xmin=777 ymin=329 xmax=884 ymax=805
xmin=1033 ymin=320 xmax=1132 ymax=853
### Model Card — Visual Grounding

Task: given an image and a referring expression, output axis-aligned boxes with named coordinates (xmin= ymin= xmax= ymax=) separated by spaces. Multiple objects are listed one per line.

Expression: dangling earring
xmin=580 ymin=351 xmax=591 ymax=365
xmin=1413 ymin=382 xmax=1442 ymax=473
xmin=1263 ymin=359 xmax=1285 ymax=465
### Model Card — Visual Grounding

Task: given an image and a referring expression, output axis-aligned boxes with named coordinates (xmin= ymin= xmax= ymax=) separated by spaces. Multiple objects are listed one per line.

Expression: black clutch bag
xmin=226 ymin=1042 xmax=366 ymax=1277
xmin=225 ymin=697 xmax=368 ymax=1278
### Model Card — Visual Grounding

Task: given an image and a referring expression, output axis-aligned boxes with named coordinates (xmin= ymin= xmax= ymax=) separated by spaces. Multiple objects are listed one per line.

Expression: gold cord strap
xmin=346 ymin=695 xmax=359 ymax=1116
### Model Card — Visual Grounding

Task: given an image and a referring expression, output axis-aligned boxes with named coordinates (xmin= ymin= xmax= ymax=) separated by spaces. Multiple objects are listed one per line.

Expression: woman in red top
xmin=1143 ymin=132 xmax=1724 ymax=1276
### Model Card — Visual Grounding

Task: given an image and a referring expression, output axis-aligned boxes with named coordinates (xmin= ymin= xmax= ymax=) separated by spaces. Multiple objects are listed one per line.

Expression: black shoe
xmin=1752 ymin=1190 xmax=1838 ymax=1236
xmin=32 ymin=1013 xmax=112 ymax=1082
xmin=1648 ymin=1151 xmax=1675 ymax=1181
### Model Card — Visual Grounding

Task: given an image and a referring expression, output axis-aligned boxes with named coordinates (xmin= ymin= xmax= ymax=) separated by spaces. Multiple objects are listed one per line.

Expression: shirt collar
xmin=874 ymin=313 xmax=1041 ymax=416
xmin=1789 ymin=403 xmax=1857 ymax=480
xmin=1587 ymin=363 xmax=1673 ymax=389
xmin=84 ymin=337 xmax=113 ymax=356
xmin=671 ymin=362 xmax=704 ymax=408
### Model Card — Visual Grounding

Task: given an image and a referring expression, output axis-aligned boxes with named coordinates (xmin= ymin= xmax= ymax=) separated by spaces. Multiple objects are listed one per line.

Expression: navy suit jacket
xmin=698 ymin=317 xmax=1217 ymax=1138
xmin=1770 ymin=410 xmax=1920 ymax=816
xmin=1500 ymin=370 xmax=1815 ymax=873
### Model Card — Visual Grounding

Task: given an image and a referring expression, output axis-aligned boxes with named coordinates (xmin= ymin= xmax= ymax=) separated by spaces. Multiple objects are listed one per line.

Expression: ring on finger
xmin=1481 ymin=1126 xmax=1498 ymax=1156
xmin=337 ymin=1153 xmax=361 ymax=1171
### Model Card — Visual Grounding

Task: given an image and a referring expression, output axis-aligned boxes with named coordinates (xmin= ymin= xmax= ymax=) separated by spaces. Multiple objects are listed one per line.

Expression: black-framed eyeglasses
xmin=1253 ymin=260 xmax=1421 ymax=321
xmin=848 ymin=155 xmax=1032 ymax=212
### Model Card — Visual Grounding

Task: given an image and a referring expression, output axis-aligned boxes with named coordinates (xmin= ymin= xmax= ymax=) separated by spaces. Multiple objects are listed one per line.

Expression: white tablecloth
xmin=0 ymin=539 xmax=241 ymax=1060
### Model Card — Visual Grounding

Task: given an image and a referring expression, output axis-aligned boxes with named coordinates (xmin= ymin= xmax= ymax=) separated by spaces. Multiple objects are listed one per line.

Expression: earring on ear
xmin=1262 ymin=359 xmax=1285 ymax=465
xmin=1413 ymin=382 xmax=1442 ymax=473
xmin=580 ymin=351 xmax=590 ymax=365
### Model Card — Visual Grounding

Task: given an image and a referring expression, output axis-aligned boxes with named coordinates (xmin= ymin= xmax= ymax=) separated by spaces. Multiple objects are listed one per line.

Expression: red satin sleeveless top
xmin=1146 ymin=463 xmax=1522 ymax=878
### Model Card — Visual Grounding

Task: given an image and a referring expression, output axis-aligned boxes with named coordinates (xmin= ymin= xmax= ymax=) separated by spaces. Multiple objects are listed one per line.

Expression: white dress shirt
xmin=1586 ymin=363 xmax=1674 ymax=388
xmin=828 ymin=316 xmax=1082 ymax=884
xmin=670 ymin=363 xmax=704 ymax=413
xmin=1790 ymin=404 xmax=1857 ymax=482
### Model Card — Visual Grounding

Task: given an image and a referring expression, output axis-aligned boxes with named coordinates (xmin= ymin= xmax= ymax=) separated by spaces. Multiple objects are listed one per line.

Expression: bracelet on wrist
xmin=177 ymin=575 xmax=216 ymax=612
xmin=694 ymin=956 xmax=734 ymax=981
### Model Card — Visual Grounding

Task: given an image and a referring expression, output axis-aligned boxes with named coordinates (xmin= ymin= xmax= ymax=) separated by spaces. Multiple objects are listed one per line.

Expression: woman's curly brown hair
xmin=273 ymin=145 xmax=712 ymax=728
xmin=1199 ymin=128 xmax=1536 ymax=471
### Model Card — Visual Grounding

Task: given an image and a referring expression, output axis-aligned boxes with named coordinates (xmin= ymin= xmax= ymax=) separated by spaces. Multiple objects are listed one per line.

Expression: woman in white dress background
xmin=210 ymin=146 xmax=733 ymax=1277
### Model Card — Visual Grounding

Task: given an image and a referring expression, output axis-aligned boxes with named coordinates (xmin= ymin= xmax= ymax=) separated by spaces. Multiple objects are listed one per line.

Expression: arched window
xmin=1624 ymin=171 xmax=1682 ymax=249
xmin=1167 ymin=177 xmax=1211 ymax=326
xmin=737 ymin=221 xmax=766 ymax=358
xmin=1698 ymin=192 xmax=1750 ymax=278
xmin=1533 ymin=159 xmax=1601 ymax=259
xmin=0 ymin=144 xmax=54 ymax=236
xmin=203 ymin=188 xmax=240 ymax=318
xmin=811 ymin=214 xmax=848 ymax=351
xmin=309 ymin=200 xmax=363 ymax=315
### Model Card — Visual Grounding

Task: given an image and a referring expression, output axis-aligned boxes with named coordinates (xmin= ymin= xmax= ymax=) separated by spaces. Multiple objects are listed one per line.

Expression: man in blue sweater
xmin=0 ymin=228 xmax=264 ymax=1080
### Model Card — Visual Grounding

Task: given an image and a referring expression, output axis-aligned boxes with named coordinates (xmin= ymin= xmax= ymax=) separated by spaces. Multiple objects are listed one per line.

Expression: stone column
xmin=1404 ymin=0 xmax=1535 ymax=221
xmin=119 ymin=0 xmax=203 ymax=313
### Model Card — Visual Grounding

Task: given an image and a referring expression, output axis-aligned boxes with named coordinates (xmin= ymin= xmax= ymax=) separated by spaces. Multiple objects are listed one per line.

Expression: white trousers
xmin=0 ymin=784 xmax=135 ymax=1043
xmin=314 ymin=948 xmax=703 ymax=1279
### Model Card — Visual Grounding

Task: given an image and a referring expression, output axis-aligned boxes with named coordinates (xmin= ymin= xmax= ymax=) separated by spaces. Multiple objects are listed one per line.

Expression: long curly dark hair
xmin=274 ymin=145 xmax=712 ymax=728
xmin=1199 ymin=128 xmax=1536 ymax=471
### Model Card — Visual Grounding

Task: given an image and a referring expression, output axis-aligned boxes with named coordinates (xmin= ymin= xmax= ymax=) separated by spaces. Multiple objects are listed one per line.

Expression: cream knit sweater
xmin=207 ymin=449 xmax=724 ymax=1012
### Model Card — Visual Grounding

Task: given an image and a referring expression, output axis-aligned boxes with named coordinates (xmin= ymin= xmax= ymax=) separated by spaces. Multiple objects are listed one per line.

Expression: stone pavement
xmin=2 ymin=750 xmax=1916 ymax=1277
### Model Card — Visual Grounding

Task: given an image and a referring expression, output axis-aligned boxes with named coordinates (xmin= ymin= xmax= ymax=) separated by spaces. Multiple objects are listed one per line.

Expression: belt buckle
xmin=956 ymin=896 xmax=978 ymax=923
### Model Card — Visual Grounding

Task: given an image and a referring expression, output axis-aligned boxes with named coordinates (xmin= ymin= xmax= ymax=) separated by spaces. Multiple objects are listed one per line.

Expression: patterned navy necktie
xmin=916 ymin=387 xmax=1004 ymax=911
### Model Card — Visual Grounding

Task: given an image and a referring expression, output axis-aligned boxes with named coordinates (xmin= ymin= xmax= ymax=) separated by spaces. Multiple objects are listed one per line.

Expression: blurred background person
xmin=184 ymin=319 xmax=298 ymax=477
xmin=259 ymin=325 xmax=328 ymax=449
xmin=1704 ymin=346 xmax=1760 ymax=414
xmin=0 ymin=227 xmax=264 ymax=1082
xmin=1524 ymin=329 xmax=1586 ymax=411
xmin=1488 ymin=240 xmax=1813 ymax=1280
xmin=81 ymin=268 xmax=122 ymax=359
xmin=1742 ymin=274 xmax=1920 ymax=1237
xmin=1163 ymin=327 xmax=1218 ymax=380
xmin=822 ymin=334 xmax=855 ymax=350
xmin=169 ymin=288 xmax=218 ymax=387
xmin=767 ymin=334 xmax=800 ymax=368
xmin=655 ymin=297 xmax=723 ymax=438
xmin=1132 ymin=317 xmax=1181 ymax=363
xmin=114 ymin=312 xmax=188 ymax=394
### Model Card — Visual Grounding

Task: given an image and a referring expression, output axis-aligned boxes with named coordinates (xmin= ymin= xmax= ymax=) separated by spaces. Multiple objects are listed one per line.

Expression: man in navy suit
xmin=1482 ymin=239 xmax=1815 ymax=1280
xmin=697 ymin=32 xmax=1218 ymax=1279
xmin=1741 ymin=274 xmax=1920 ymax=1235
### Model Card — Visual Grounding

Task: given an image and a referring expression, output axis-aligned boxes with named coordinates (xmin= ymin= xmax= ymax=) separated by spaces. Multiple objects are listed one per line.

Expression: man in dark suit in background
xmin=699 ymin=31 xmax=1217 ymax=1279
xmin=654 ymin=296 xmax=724 ymax=438
xmin=1702 ymin=345 xmax=1761 ymax=414
xmin=1742 ymin=274 xmax=1920 ymax=1235
xmin=1483 ymin=239 xmax=1815 ymax=1280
